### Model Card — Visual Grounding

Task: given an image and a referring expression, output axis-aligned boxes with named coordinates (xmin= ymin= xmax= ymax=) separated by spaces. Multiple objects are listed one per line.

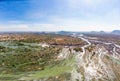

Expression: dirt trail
xmin=71 ymin=34 xmax=120 ymax=81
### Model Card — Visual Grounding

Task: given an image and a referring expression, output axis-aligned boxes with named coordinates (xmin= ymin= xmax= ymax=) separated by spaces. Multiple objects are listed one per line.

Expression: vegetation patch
xmin=19 ymin=57 xmax=75 ymax=80
xmin=0 ymin=34 xmax=80 ymax=81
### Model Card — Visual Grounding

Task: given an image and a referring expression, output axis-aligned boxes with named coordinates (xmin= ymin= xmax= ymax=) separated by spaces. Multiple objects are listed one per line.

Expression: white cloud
xmin=65 ymin=0 xmax=116 ymax=7
xmin=48 ymin=15 xmax=120 ymax=32
xmin=81 ymin=0 xmax=106 ymax=5
xmin=63 ymin=0 xmax=102 ymax=9
xmin=30 ymin=23 xmax=60 ymax=31
xmin=0 ymin=23 xmax=60 ymax=32
xmin=0 ymin=24 xmax=30 ymax=31
xmin=0 ymin=22 xmax=119 ymax=32
xmin=26 ymin=11 xmax=47 ymax=19
xmin=103 ymin=9 xmax=120 ymax=23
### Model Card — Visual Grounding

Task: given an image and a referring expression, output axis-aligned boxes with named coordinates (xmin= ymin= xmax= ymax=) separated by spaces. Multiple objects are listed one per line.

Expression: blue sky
xmin=0 ymin=0 xmax=120 ymax=31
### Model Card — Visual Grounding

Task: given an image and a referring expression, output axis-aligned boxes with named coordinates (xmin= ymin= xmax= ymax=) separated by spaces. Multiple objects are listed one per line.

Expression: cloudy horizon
xmin=0 ymin=0 xmax=120 ymax=32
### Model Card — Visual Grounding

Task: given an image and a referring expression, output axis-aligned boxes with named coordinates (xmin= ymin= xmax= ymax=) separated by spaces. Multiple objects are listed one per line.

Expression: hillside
xmin=0 ymin=33 xmax=120 ymax=81
xmin=111 ymin=30 xmax=120 ymax=35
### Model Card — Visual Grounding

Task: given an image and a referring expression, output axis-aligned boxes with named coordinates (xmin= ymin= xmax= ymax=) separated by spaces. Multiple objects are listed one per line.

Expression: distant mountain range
xmin=111 ymin=30 xmax=120 ymax=35
xmin=57 ymin=30 xmax=120 ymax=35
xmin=0 ymin=30 xmax=120 ymax=35
xmin=56 ymin=31 xmax=107 ymax=35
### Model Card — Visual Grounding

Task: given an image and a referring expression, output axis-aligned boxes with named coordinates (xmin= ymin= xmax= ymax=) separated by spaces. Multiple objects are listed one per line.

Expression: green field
xmin=0 ymin=56 xmax=75 ymax=81
xmin=0 ymin=35 xmax=77 ymax=81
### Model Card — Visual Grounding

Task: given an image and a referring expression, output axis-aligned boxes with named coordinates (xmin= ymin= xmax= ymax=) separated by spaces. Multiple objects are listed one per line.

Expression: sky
xmin=0 ymin=0 xmax=120 ymax=32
